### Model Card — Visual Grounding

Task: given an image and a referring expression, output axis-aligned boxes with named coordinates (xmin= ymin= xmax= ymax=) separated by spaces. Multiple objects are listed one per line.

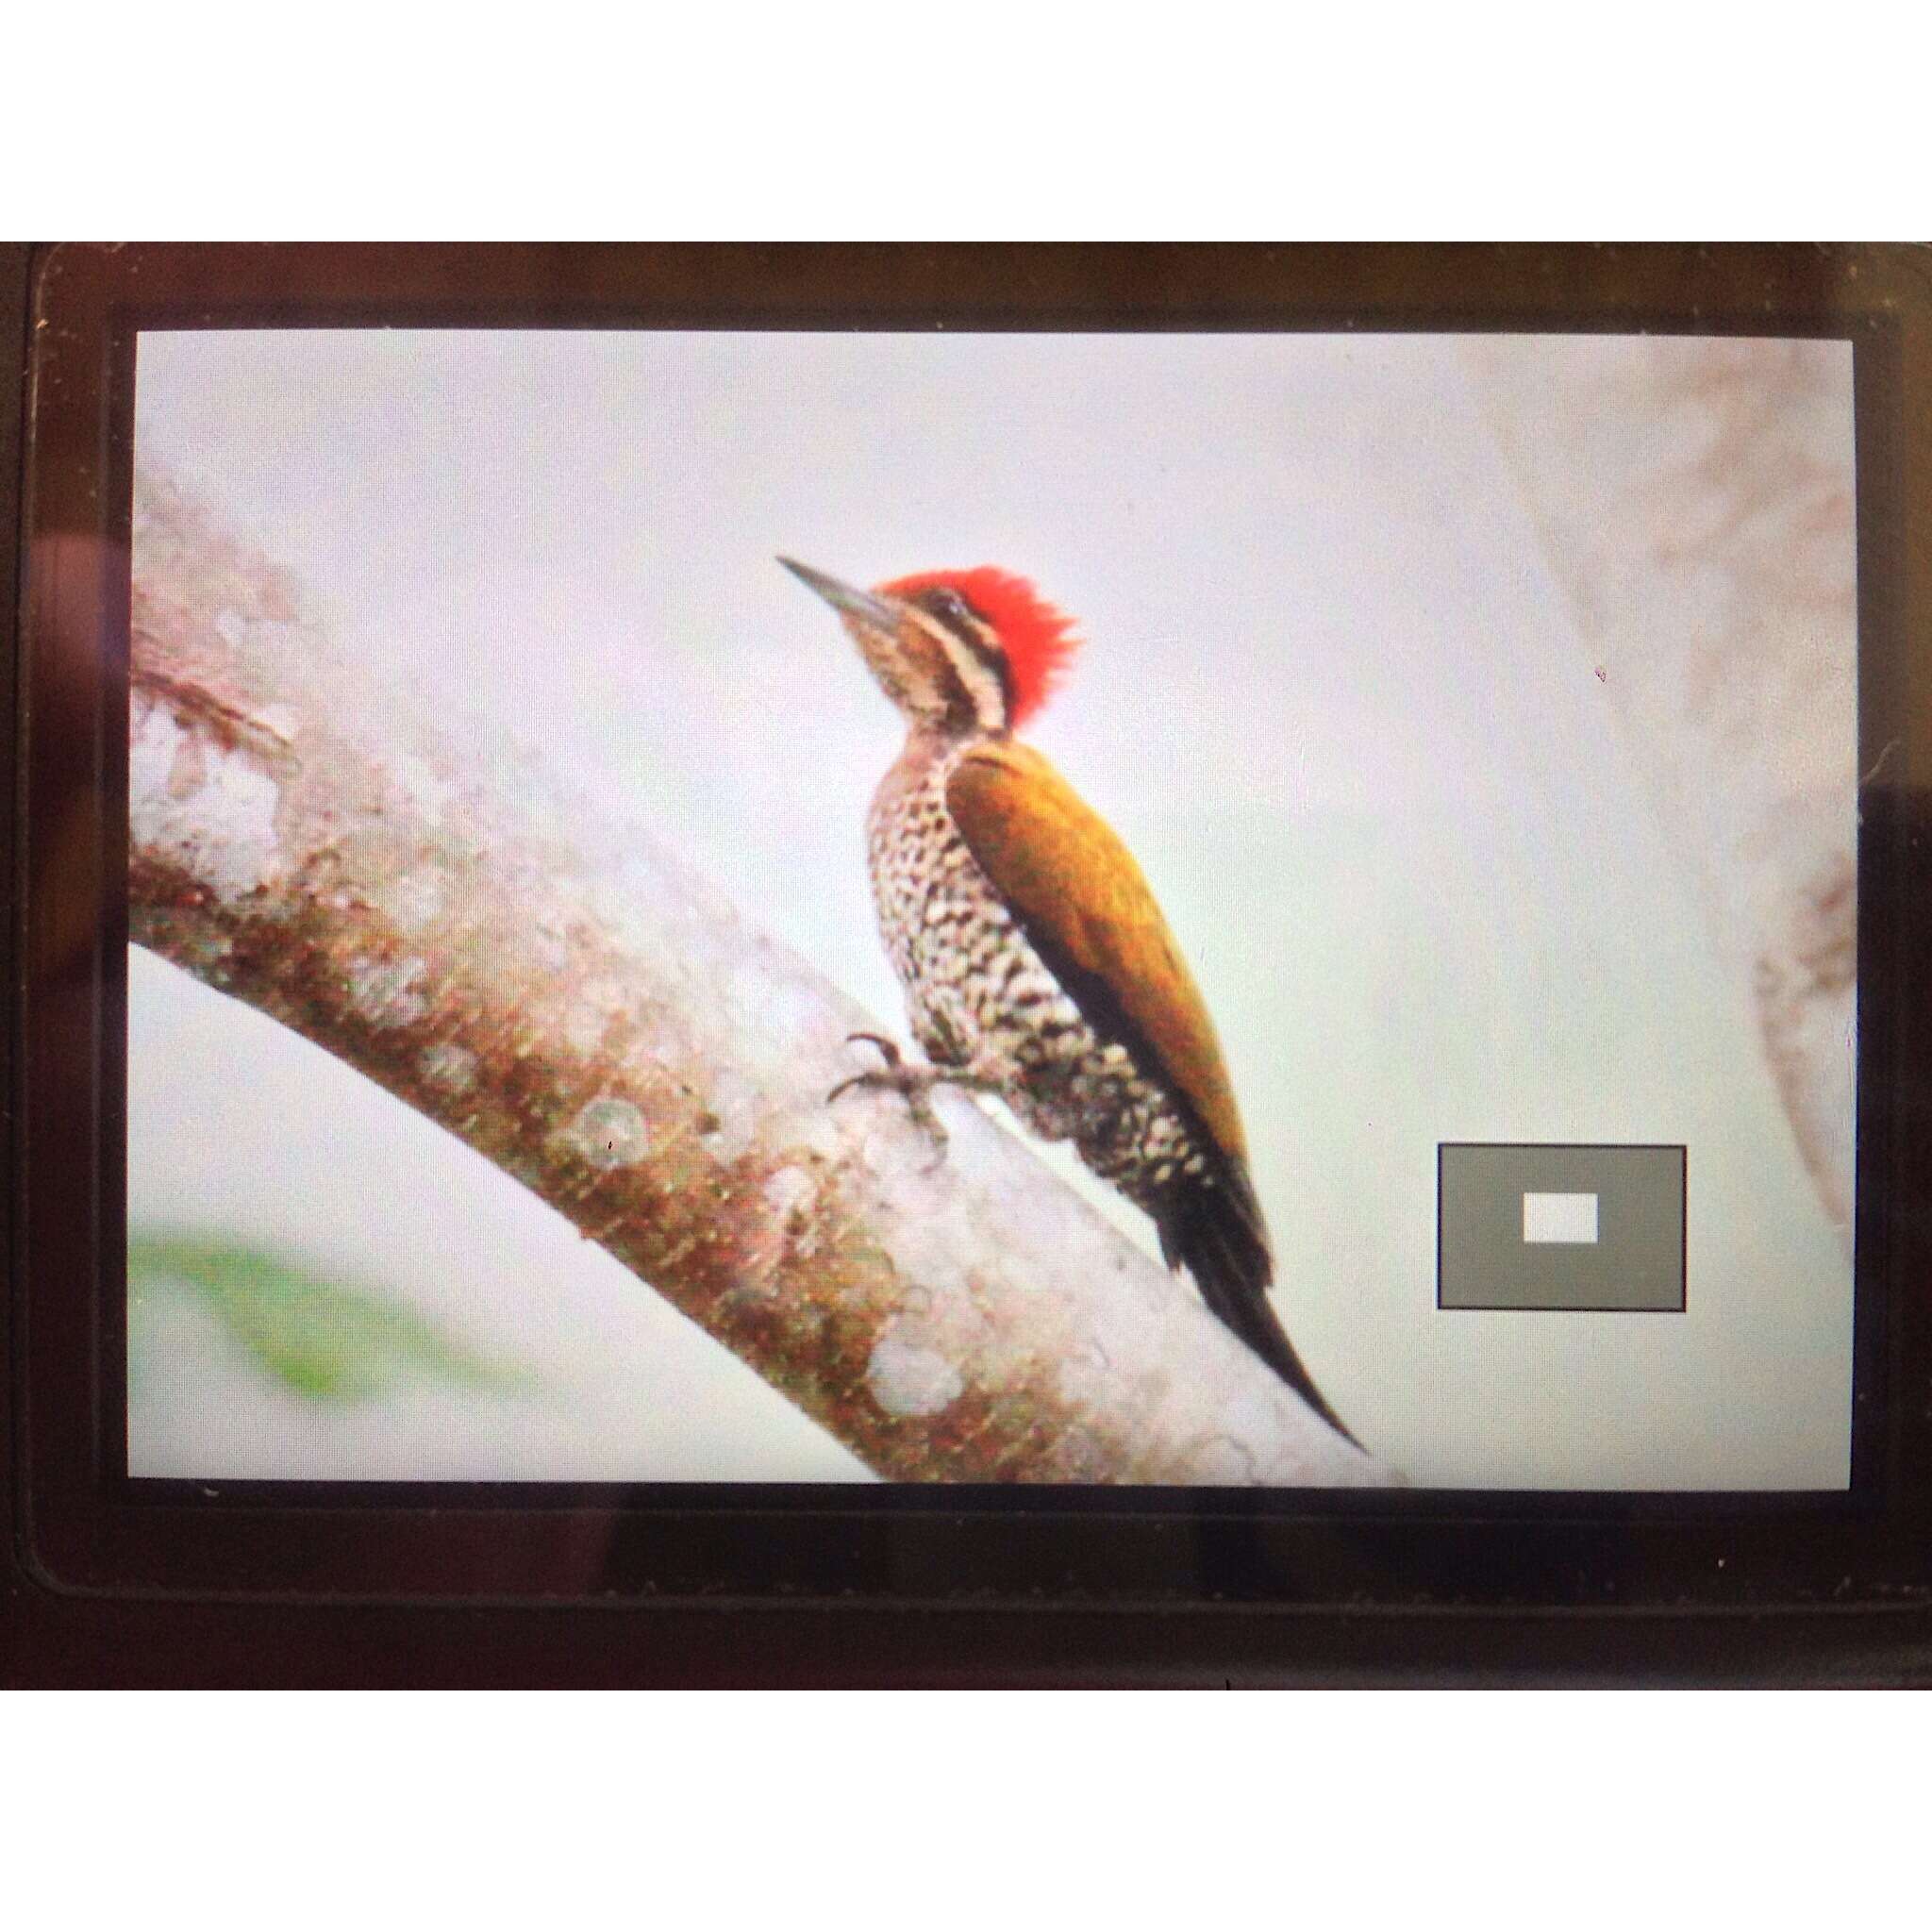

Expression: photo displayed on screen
xmin=126 ymin=330 xmax=1857 ymax=1490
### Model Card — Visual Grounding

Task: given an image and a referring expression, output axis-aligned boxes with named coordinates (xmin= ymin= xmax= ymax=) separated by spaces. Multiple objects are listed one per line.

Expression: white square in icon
xmin=1523 ymin=1191 xmax=1599 ymax=1244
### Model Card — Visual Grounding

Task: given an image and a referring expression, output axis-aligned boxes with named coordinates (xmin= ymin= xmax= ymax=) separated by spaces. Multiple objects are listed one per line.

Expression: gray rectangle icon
xmin=1438 ymin=1143 xmax=1686 ymax=1311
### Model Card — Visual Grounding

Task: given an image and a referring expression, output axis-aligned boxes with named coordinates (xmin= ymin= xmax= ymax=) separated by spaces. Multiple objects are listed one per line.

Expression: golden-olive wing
xmin=951 ymin=742 xmax=1363 ymax=1443
xmin=945 ymin=739 xmax=1250 ymax=1166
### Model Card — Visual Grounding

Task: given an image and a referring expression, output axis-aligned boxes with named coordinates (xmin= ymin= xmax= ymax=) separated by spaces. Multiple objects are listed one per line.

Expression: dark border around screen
xmin=9 ymin=244 xmax=1932 ymax=1658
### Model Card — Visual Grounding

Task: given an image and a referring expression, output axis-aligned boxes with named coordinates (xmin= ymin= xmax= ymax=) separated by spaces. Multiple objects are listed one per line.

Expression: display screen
xmin=126 ymin=330 xmax=1857 ymax=1490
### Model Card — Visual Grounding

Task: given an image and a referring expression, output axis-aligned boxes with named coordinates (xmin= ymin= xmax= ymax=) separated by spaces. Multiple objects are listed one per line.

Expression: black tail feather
xmin=1159 ymin=1174 xmax=1360 ymax=1451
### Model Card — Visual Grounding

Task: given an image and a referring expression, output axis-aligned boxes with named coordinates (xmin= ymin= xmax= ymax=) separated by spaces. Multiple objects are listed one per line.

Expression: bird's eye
xmin=929 ymin=589 xmax=967 ymax=621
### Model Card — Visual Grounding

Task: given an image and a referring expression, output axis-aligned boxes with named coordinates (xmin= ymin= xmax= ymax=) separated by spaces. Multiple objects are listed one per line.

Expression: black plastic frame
xmin=10 ymin=244 xmax=1931 ymax=1638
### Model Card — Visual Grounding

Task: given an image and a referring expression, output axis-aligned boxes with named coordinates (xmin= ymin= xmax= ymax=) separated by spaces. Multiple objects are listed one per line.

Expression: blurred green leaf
xmin=128 ymin=1231 xmax=534 ymax=1404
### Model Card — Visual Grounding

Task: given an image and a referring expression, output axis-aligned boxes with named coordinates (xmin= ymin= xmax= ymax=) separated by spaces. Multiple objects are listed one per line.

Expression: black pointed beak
xmin=778 ymin=557 xmax=900 ymax=632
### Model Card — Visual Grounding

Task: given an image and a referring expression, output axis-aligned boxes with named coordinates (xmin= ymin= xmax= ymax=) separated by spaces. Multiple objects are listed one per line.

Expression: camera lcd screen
xmin=125 ymin=328 xmax=1857 ymax=1491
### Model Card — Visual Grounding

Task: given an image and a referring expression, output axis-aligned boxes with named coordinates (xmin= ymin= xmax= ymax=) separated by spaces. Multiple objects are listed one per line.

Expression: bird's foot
xmin=828 ymin=1034 xmax=1005 ymax=1170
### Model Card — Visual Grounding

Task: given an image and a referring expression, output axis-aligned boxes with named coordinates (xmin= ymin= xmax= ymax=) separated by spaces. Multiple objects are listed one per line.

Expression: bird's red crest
xmin=879 ymin=567 xmax=1081 ymax=728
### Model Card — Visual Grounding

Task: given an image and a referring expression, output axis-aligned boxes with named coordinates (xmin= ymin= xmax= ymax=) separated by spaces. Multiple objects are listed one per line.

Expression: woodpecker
xmin=780 ymin=557 xmax=1357 ymax=1446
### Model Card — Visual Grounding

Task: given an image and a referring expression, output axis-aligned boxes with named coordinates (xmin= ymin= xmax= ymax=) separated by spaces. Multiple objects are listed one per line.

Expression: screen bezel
xmin=15 ymin=242 xmax=1930 ymax=1610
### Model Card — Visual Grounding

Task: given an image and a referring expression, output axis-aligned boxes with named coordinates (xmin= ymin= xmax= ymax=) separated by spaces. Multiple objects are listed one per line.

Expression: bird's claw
xmin=827 ymin=1033 xmax=951 ymax=1168
xmin=826 ymin=1031 xmax=903 ymax=1106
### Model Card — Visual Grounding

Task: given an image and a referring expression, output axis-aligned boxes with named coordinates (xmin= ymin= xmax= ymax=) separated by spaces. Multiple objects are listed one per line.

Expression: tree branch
xmin=1463 ymin=337 xmax=1857 ymax=1241
xmin=128 ymin=466 xmax=1389 ymax=1487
